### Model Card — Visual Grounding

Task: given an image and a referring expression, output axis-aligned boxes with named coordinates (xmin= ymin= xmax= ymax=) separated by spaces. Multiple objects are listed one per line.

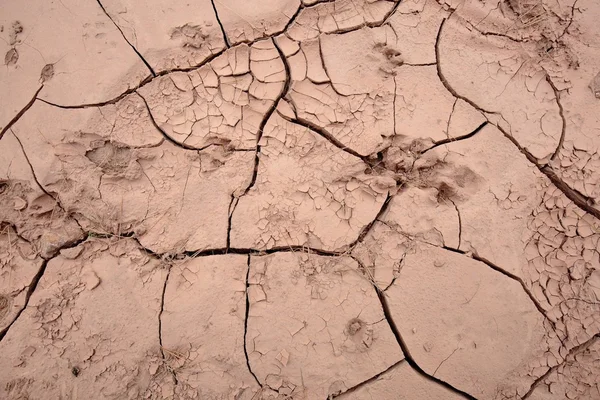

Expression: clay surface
xmin=1 ymin=0 xmax=600 ymax=398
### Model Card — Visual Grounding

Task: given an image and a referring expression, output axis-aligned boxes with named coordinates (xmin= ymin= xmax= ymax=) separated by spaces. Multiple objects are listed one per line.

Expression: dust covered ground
xmin=1 ymin=0 xmax=600 ymax=399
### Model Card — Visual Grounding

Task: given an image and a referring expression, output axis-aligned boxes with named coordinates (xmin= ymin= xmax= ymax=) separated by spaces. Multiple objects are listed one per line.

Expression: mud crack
xmin=95 ymin=0 xmax=156 ymax=76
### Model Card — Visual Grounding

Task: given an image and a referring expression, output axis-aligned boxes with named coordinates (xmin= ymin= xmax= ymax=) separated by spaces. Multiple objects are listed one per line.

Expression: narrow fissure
xmin=449 ymin=199 xmax=462 ymax=249
xmin=137 ymin=92 xmax=209 ymax=151
xmin=546 ymin=75 xmax=566 ymax=161
xmin=95 ymin=0 xmax=156 ymax=77
xmin=329 ymin=359 xmax=405 ymax=399
xmin=280 ymin=113 xmax=370 ymax=163
xmin=226 ymin=195 xmax=238 ymax=250
xmin=238 ymin=37 xmax=293 ymax=199
xmin=351 ymin=193 xmax=393 ymax=247
xmin=158 ymin=264 xmax=179 ymax=385
xmin=210 ymin=0 xmax=231 ymax=48
xmin=0 ymin=85 xmax=43 ymax=141
xmin=11 ymin=129 xmax=87 ymax=237
xmin=244 ymin=254 xmax=263 ymax=387
xmin=0 ymin=235 xmax=89 ymax=342
xmin=423 ymin=121 xmax=488 ymax=154
xmin=0 ymin=259 xmax=48 ymax=342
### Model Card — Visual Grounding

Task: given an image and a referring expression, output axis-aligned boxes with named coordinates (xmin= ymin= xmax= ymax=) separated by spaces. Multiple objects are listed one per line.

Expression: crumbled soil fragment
xmin=1 ymin=0 xmax=599 ymax=398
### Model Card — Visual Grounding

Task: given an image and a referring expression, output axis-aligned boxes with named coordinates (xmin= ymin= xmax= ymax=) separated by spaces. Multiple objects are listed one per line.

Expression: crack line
xmin=210 ymin=0 xmax=231 ymax=48
xmin=10 ymin=129 xmax=86 ymax=245
xmin=278 ymin=112 xmax=369 ymax=163
xmin=330 ymin=359 xmax=406 ymax=399
xmin=435 ymin=17 xmax=600 ymax=221
xmin=0 ymin=235 xmax=89 ymax=343
xmin=546 ymin=75 xmax=566 ymax=161
xmin=158 ymin=263 xmax=179 ymax=385
xmin=440 ymin=245 xmax=549 ymax=319
xmin=0 ymin=259 xmax=49 ymax=342
xmin=521 ymin=333 xmax=600 ymax=399
xmin=136 ymin=92 xmax=222 ymax=151
xmin=244 ymin=254 xmax=263 ymax=387
xmin=95 ymin=0 xmax=156 ymax=76
xmin=375 ymin=284 xmax=479 ymax=400
xmin=0 ymin=85 xmax=43 ymax=142
xmin=423 ymin=121 xmax=489 ymax=154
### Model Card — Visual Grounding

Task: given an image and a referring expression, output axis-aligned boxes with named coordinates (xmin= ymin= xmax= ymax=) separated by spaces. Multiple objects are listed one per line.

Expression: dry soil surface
xmin=1 ymin=0 xmax=600 ymax=399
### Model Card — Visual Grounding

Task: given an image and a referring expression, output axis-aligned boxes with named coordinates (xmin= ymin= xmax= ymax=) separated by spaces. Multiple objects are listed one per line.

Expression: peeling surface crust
xmin=1 ymin=0 xmax=600 ymax=398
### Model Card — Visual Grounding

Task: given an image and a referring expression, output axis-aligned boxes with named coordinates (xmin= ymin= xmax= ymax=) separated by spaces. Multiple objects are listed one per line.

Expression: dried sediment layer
xmin=1 ymin=0 xmax=600 ymax=398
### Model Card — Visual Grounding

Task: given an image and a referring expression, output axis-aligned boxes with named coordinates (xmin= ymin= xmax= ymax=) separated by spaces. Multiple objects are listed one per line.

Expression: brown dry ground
xmin=1 ymin=0 xmax=600 ymax=399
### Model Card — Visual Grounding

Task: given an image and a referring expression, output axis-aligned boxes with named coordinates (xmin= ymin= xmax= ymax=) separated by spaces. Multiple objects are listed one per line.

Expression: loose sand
xmin=1 ymin=0 xmax=599 ymax=399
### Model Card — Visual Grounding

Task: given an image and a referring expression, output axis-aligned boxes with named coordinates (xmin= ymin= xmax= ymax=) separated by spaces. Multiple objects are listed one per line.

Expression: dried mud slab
xmin=385 ymin=243 xmax=551 ymax=399
xmin=2 ymin=0 xmax=600 ymax=398
xmin=138 ymin=39 xmax=285 ymax=150
xmin=230 ymin=111 xmax=391 ymax=251
xmin=213 ymin=0 xmax=301 ymax=45
xmin=525 ymin=184 xmax=600 ymax=354
xmin=161 ymin=255 xmax=260 ymax=398
xmin=287 ymin=0 xmax=396 ymax=41
xmin=547 ymin=0 xmax=600 ymax=206
xmin=0 ymin=0 xmax=148 ymax=122
xmin=0 ymin=239 xmax=167 ymax=399
xmin=287 ymin=79 xmax=394 ymax=156
xmin=425 ymin=124 xmax=600 ymax=356
xmin=247 ymin=252 xmax=403 ymax=398
xmin=386 ymin=0 xmax=448 ymax=65
xmin=352 ymin=185 xmax=459 ymax=290
xmin=428 ymin=124 xmax=541 ymax=277
xmin=529 ymin=336 xmax=600 ymax=400
xmin=10 ymin=97 xmax=254 ymax=253
xmin=0 ymin=225 xmax=43 ymax=334
xmin=438 ymin=17 xmax=563 ymax=161
xmin=100 ymin=0 xmax=226 ymax=72
xmin=0 ymin=130 xmax=83 ymax=258
xmin=336 ymin=361 xmax=465 ymax=400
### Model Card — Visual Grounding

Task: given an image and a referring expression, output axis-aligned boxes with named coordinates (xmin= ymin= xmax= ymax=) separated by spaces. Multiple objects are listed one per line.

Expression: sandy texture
xmin=1 ymin=0 xmax=600 ymax=398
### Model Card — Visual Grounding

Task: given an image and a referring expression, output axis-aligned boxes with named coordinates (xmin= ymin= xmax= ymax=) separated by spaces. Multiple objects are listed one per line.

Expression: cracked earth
xmin=1 ymin=0 xmax=600 ymax=399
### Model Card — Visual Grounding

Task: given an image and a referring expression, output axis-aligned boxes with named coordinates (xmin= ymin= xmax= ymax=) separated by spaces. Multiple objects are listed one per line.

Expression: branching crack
xmin=435 ymin=17 xmax=600 ymax=221
xmin=521 ymin=333 xmax=600 ymax=399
